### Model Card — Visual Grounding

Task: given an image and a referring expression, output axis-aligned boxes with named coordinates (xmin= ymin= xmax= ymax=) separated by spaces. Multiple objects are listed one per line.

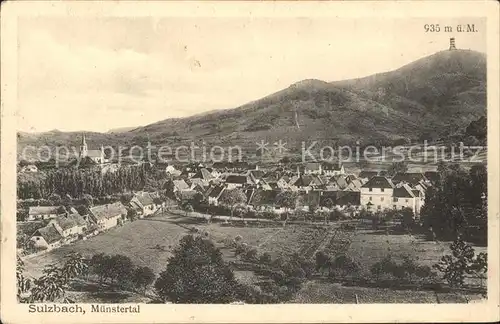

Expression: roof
xmin=135 ymin=192 xmax=155 ymax=206
xmin=393 ymin=184 xmax=416 ymax=198
xmin=305 ymin=162 xmax=321 ymax=172
xmin=29 ymin=206 xmax=61 ymax=215
xmin=322 ymin=162 xmax=343 ymax=171
xmin=248 ymin=170 xmax=265 ymax=179
xmin=90 ymin=202 xmax=127 ymax=221
xmin=249 ymin=189 xmax=279 ymax=206
xmin=191 ymin=168 xmax=213 ymax=180
xmin=177 ymin=190 xmax=198 ymax=201
xmin=173 ymin=179 xmax=190 ymax=191
xmin=412 ymin=189 xmax=421 ymax=197
xmin=294 ymin=175 xmax=322 ymax=187
xmin=87 ymin=150 xmax=103 ymax=158
xmin=359 ymin=171 xmax=378 ymax=179
xmin=392 ymin=173 xmax=428 ymax=185
xmin=53 ymin=213 xmax=86 ymax=231
xmin=226 ymin=175 xmax=253 ymax=185
xmin=34 ymin=224 xmax=63 ymax=244
xmin=320 ymin=191 xmax=338 ymax=207
xmin=336 ymin=191 xmax=360 ymax=206
xmin=362 ymin=176 xmax=395 ymax=189
xmin=208 ymin=185 xmax=225 ymax=199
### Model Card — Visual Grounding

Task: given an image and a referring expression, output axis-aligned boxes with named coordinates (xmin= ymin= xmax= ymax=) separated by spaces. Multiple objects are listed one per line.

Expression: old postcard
xmin=1 ymin=1 xmax=499 ymax=323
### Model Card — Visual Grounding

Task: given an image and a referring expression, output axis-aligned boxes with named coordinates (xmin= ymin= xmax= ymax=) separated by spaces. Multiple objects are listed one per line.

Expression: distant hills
xmin=18 ymin=49 xmax=486 ymax=160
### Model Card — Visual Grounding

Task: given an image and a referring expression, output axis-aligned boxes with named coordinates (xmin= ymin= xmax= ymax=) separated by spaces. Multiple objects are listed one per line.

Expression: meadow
xmin=23 ymin=211 xmax=486 ymax=303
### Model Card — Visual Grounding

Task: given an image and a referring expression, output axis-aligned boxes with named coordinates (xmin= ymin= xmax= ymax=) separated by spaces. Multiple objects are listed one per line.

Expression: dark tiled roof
xmin=249 ymin=189 xmax=279 ymax=206
xmin=362 ymin=176 xmax=395 ymax=189
xmin=392 ymin=173 xmax=428 ymax=185
xmin=208 ymin=185 xmax=225 ymax=199
xmin=322 ymin=162 xmax=343 ymax=171
xmin=35 ymin=224 xmax=63 ymax=244
xmin=359 ymin=171 xmax=378 ymax=179
xmin=393 ymin=185 xmax=415 ymax=198
xmin=226 ymin=175 xmax=252 ymax=184
xmin=135 ymin=192 xmax=155 ymax=206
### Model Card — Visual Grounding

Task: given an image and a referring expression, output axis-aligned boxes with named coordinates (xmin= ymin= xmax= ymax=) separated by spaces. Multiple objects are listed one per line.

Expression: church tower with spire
xmin=80 ymin=134 xmax=88 ymax=158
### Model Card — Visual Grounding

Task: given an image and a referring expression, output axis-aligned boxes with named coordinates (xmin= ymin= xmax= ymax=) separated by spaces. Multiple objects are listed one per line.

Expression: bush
xmin=242 ymin=248 xmax=259 ymax=263
xmin=259 ymin=252 xmax=272 ymax=265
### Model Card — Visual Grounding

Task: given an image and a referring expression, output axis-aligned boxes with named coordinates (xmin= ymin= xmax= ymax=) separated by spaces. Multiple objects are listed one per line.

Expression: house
xmin=172 ymin=179 xmax=190 ymax=192
xmin=208 ymin=185 xmax=225 ymax=206
xmin=358 ymin=171 xmax=378 ymax=181
xmin=322 ymin=163 xmax=345 ymax=176
xmin=89 ymin=202 xmax=127 ymax=231
xmin=360 ymin=176 xmax=395 ymax=211
xmin=293 ymin=175 xmax=323 ymax=192
xmin=247 ymin=189 xmax=283 ymax=213
xmin=392 ymin=184 xmax=418 ymax=214
xmin=225 ymin=174 xmax=255 ymax=189
xmin=49 ymin=213 xmax=87 ymax=238
xmin=176 ymin=190 xmax=199 ymax=204
xmin=191 ymin=168 xmax=214 ymax=181
xmin=21 ymin=164 xmax=38 ymax=173
xmin=304 ymin=162 xmax=322 ymax=175
xmin=27 ymin=206 xmax=64 ymax=221
xmin=30 ymin=224 xmax=64 ymax=250
xmin=336 ymin=191 xmax=361 ymax=207
xmin=130 ymin=192 xmax=157 ymax=217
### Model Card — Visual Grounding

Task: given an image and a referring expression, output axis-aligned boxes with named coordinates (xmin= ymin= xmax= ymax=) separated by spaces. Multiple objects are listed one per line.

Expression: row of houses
xmin=27 ymin=191 xmax=168 ymax=251
xmin=166 ymin=161 xmax=430 ymax=216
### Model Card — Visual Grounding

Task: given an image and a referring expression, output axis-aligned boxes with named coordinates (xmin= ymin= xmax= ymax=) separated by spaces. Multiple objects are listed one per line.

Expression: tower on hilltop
xmin=449 ymin=37 xmax=457 ymax=50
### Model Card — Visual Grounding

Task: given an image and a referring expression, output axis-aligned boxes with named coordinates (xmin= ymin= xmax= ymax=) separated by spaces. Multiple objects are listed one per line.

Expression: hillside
xmin=17 ymin=49 xmax=486 ymax=160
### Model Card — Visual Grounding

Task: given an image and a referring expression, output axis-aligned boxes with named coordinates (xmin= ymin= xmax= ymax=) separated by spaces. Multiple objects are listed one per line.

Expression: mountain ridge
xmin=18 ymin=49 xmax=486 ymax=158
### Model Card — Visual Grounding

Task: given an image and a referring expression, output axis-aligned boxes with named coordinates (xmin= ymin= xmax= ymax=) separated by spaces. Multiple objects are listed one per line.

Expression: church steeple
xmin=80 ymin=133 xmax=88 ymax=157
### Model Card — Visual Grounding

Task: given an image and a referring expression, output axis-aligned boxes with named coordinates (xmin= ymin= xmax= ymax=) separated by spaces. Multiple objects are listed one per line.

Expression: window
xmin=381 ymin=197 xmax=384 ymax=201
xmin=393 ymin=205 xmax=397 ymax=209
xmin=393 ymin=197 xmax=398 ymax=202
xmin=405 ymin=199 xmax=409 ymax=203
xmin=381 ymin=188 xmax=385 ymax=192
xmin=369 ymin=188 xmax=373 ymax=192
xmin=369 ymin=197 xmax=372 ymax=201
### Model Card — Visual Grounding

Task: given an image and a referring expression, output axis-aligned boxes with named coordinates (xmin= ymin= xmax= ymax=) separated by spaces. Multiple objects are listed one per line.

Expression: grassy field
xmin=293 ymin=281 xmax=483 ymax=303
xmin=23 ymin=212 xmax=486 ymax=303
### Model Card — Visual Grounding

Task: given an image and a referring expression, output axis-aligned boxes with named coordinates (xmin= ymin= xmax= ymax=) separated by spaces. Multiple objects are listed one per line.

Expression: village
xmin=17 ymin=134 xmax=434 ymax=256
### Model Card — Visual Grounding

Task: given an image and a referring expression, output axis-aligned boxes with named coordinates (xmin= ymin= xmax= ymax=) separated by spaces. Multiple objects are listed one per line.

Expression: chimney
xmin=449 ymin=37 xmax=456 ymax=50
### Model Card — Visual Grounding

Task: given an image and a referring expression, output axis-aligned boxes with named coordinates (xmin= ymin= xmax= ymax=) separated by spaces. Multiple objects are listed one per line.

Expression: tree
xmin=315 ymin=250 xmax=330 ymax=274
xmin=219 ymin=189 xmax=247 ymax=221
xmin=132 ymin=266 xmax=156 ymax=293
xmin=127 ymin=208 xmax=138 ymax=222
xmin=82 ymin=193 xmax=94 ymax=208
xmin=276 ymin=191 xmax=299 ymax=223
xmin=182 ymin=203 xmax=194 ymax=216
xmin=433 ymin=238 xmax=487 ymax=288
xmin=387 ymin=162 xmax=408 ymax=177
xmin=154 ymin=235 xmax=240 ymax=303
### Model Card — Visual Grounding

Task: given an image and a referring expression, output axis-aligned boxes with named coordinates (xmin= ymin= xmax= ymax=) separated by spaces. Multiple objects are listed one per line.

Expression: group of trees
xmin=17 ymin=252 xmax=87 ymax=302
xmin=17 ymin=163 xmax=167 ymax=200
xmin=89 ymin=253 xmax=156 ymax=293
xmin=421 ymin=163 xmax=487 ymax=243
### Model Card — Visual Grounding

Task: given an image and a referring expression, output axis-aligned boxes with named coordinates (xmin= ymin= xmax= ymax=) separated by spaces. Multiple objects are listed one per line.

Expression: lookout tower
xmin=449 ymin=37 xmax=457 ymax=50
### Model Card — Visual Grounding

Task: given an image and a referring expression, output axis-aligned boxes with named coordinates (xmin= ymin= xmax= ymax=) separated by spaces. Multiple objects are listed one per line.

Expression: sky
xmin=17 ymin=17 xmax=486 ymax=133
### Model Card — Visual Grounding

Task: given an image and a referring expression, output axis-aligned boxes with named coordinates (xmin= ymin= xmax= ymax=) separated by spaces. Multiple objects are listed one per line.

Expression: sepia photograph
xmin=1 ymin=1 xmax=499 ymax=323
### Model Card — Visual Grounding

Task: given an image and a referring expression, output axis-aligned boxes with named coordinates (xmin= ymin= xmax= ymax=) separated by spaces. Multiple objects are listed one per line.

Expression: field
xmin=22 ymin=212 xmax=486 ymax=303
